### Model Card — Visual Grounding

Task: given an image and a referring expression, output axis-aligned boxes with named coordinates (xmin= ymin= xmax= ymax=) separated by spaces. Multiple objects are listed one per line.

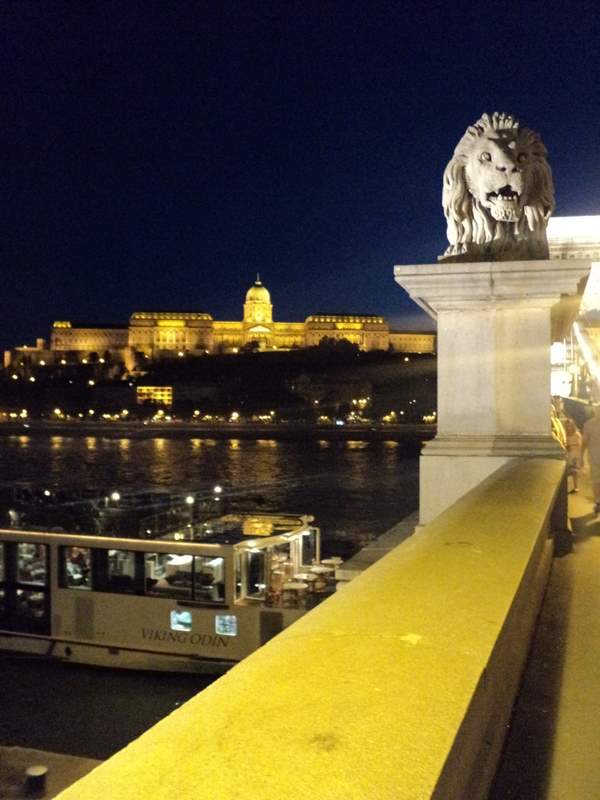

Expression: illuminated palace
xmin=5 ymin=276 xmax=436 ymax=370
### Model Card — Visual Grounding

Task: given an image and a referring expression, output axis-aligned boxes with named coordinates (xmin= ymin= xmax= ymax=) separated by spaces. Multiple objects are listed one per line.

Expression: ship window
xmin=215 ymin=614 xmax=237 ymax=636
xmin=17 ymin=543 xmax=47 ymax=586
xmin=170 ymin=609 xmax=192 ymax=632
xmin=106 ymin=549 xmax=137 ymax=594
xmin=14 ymin=588 xmax=47 ymax=627
xmin=245 ymin=550 xmax=265 ymax=599
xmin=193 ymin=556 xmax=225 ymax=603
xmin=62 ymin=546 xmax=92 ymax=590
xmin=301 ymin=529 xmax=317 ymax=566
xmin=144 ymin=552 xmax=192 ymax=600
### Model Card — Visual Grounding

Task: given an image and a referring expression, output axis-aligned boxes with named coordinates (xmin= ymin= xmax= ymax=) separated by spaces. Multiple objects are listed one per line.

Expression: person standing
xmin=565 ymin=418 xmax=583 ymax=493
xmin=582 ymin=406 xmax=600 ymax=512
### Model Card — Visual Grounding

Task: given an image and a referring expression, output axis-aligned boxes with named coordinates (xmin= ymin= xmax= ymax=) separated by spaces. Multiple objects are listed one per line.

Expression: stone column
xmin=394 ymin=259 xmax=590 ymax=524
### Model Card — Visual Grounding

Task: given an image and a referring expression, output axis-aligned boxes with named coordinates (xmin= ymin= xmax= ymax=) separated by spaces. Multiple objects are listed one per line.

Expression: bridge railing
xmin=56 ymin=458 xmax=565 ymax=800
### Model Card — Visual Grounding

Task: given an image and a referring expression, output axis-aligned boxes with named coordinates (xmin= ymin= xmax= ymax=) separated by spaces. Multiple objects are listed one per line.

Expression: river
xmin=0 ymin=433 xmax=419 ymax=759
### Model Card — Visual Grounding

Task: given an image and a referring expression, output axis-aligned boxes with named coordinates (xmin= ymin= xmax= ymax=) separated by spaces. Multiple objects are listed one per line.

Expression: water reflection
xmin=346 ymin=440 xmax=368 ymax=450
xmin=0 ymin=436 xmax=419 ymax=545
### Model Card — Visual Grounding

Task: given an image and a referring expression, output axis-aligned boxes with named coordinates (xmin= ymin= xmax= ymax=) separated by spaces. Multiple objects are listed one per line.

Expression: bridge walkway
xmin=491 ymin=473 xmax=600 ymax=799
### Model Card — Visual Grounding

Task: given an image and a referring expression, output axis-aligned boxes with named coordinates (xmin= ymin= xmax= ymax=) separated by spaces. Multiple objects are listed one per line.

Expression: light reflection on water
xmin=0 ymin=435 xmax=419 ymax=547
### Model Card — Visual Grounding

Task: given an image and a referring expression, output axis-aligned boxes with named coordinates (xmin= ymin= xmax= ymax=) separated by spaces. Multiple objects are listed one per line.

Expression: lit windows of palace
xmin=7 ymin=276 xmax=436 ymax=369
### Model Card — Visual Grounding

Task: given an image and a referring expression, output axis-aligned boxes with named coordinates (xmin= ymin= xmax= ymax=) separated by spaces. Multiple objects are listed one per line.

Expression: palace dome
xmin=245 ymin=276 xmax=271 ymax=304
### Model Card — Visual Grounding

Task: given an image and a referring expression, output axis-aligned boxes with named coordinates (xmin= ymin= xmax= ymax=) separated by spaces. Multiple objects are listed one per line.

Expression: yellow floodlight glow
xmin=573 ymin=321 xmax=600 ymax=383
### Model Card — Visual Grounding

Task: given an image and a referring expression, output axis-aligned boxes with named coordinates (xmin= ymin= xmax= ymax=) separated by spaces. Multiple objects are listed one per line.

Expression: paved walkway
xmin=490 ymin=471 xmax=600 ymax=799
xmin=0 ymin=746 xmax=99 ymax=798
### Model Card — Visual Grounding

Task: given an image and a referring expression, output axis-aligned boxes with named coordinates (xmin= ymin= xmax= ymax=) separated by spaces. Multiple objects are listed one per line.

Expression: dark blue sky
xmin=1 ymin=1 xmax=599 ymax=351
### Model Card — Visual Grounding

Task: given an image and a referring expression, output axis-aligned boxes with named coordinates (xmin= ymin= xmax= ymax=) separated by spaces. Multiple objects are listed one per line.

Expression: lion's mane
xmin=440 ymin=112 xmax=555 ymax=262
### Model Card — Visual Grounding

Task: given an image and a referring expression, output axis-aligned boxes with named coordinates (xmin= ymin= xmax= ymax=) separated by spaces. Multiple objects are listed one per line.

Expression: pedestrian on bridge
xmin=565 ymin=418 xmax=583 ymax=493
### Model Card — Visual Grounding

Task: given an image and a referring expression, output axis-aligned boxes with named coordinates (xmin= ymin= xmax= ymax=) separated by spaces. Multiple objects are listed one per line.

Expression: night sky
xmin=1 ymin=1 xmax=599 ymax=352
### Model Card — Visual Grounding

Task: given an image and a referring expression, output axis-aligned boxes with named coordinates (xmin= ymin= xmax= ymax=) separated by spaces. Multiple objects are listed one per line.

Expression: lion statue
xmin=439 ymin=112 xmax=555 ymax=262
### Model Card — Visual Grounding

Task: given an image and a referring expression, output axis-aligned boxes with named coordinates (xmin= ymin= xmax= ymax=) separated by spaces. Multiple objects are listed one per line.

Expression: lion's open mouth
xmin=486 ymin=186 xmax=520 ymax=202
xmin=486 ymin=185 xmax=521 ymax=220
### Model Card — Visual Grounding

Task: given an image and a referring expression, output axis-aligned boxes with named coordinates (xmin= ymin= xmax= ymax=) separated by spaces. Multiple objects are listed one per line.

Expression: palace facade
xmin=5 ymin=277 xmax=436 ymax=370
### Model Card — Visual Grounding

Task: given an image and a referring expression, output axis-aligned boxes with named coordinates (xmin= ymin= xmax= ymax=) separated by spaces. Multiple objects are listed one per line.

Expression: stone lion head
xmin=439 ymin=112 xmax=555 ymax=262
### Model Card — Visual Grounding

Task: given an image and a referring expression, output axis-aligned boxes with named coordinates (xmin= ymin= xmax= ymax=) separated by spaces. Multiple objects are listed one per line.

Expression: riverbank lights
xmin=54 ymin=408 xmax=62 ymax=417
xmin=185 ymin=495 xmax=195 ymax=505
xmin=88 ymin=409 xmax=94 ymax=415
xmin=230 ymin=411 xmax=240 ymax=422
xmin=110 ymin=491 xmax=121 ymax=502
xmin=213 ymin=485 xmax=223 ymax=499
xmin=29 ymin=377 xmax=35 ymax=382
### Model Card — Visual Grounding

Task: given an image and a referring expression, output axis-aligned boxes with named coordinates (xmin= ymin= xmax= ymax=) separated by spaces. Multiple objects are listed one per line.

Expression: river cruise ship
xmin=0 ymin=513 xmax=340 ymax=673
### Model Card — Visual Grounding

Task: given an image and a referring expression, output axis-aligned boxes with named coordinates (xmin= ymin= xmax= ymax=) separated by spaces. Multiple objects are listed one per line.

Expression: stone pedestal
xmin=394 ymin=259 xmax=590 ymax=524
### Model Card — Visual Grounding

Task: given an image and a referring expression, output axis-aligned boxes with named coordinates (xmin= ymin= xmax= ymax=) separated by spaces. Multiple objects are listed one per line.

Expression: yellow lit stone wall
xmin=389 ymin=332 xmax=436 ymax=353
xmin=136 ymin=386 xmax=173 ymax=406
